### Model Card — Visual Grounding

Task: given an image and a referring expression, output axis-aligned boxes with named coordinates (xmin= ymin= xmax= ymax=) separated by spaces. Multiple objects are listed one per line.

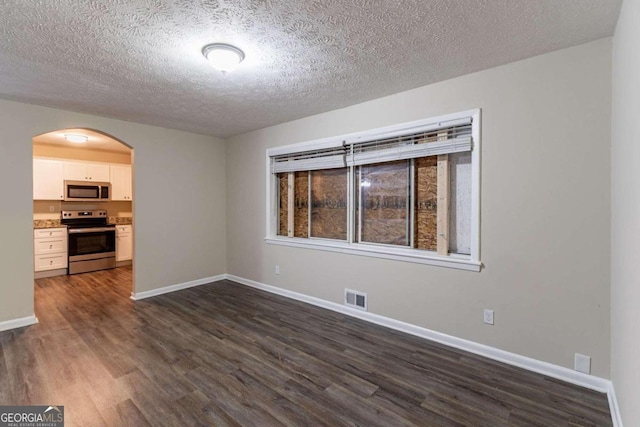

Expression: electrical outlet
xmin=49 ymin=205 xmax=55 ymax=212
xmin=275 ymin=265 xmax=280 ymax=275
xmin=483 ymin=309 xmax=494 ymax=325
xmin=574 ymin=353 xmax=591 ymax=374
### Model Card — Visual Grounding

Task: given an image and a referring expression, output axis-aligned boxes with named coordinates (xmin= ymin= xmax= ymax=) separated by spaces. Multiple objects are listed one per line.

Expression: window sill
xmin=264 ymin=236 xmax=482 ymax=272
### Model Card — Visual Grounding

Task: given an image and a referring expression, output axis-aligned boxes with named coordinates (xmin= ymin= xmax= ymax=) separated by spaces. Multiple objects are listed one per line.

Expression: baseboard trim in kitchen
xmin=130 ymin=274 xmax=226 ymax=301
xmin=34 ymin=268 xmax=68 ymax=279
xmin=226 ymin=274 xmax=620 ymax=424
xmin=0 ymin=315 xmax=38 ymax=333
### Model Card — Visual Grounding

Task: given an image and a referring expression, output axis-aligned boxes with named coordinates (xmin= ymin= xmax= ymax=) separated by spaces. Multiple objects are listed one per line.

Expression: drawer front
xmin=34 ymin=228 xmax=67 ymax=239
xmin=35 ymin=254 xmax=68 ymax=271
xmin=34 ymin=238 xmax=67 ymax=255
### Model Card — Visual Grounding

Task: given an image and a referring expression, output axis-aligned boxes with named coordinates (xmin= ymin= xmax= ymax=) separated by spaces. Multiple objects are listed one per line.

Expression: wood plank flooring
xmin=0 ymin=267 xmax=612 ymax=426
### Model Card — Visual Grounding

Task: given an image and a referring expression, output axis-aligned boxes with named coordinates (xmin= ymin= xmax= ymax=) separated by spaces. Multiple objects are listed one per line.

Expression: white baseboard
xmin=227 ymin=274 xmax=620 ymax=424
xmin=0 ymin=315 xmax=38 ymax=332
xmin=130 ymin=274 xmax=226 ymax=300
xmin=607 ymin=382 xmax=623 ymax=427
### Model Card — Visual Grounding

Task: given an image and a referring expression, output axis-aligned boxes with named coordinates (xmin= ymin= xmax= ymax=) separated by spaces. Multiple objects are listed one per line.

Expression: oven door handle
xmin=68 ymin=227 xmax=116 ymax=234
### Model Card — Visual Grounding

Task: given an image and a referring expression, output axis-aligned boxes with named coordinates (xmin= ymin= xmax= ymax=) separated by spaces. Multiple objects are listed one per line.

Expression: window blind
xmin=271 ymin=118 xmax=472 ymax=173
xmin=271 ymin=146 xmax=347 ymax=173
xmin=349 ymin=123 xmax=472 ymax=166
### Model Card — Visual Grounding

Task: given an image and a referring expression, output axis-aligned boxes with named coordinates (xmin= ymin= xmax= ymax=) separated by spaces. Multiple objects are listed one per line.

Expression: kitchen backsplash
xmin=33 ymin=200 xmax=132 ymax=222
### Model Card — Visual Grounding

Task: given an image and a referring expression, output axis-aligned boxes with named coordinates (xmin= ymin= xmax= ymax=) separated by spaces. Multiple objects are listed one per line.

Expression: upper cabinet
xmin=33 ymin=159 xmax=64 ymax=200
xmin=110 ymin=165 xmax=133 ymax=201
xmin=63 ymin=161 xmax=110 ymax=182
xmin=34 ymin=158 xmax=133 ymax=202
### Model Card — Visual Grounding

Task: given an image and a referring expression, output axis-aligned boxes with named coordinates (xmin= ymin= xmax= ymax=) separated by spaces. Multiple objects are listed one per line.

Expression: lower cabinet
xmin=116 ymin=225 xmax=133 ymax=262
xmin=35 ymin=253 xmax=67 ymax=271
xmin=34 ymin=228 xmax=68 ymax=274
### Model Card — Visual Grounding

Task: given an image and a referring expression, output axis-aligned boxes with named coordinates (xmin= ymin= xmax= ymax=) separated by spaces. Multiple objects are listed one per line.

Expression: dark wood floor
xmin=0 ymin=267 xmax=611 ymax=426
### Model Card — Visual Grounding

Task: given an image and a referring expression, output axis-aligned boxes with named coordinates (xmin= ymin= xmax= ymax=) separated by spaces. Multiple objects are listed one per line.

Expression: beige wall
xmin=33 ymin=143 xmax=131 ymax=164
xmin=611 ymin=0 xmax=640 ymax=424
xmin=226 ymin=39 xmax=612 ymax=377
xmin=0 ymin=99 xmax=227 ymax=322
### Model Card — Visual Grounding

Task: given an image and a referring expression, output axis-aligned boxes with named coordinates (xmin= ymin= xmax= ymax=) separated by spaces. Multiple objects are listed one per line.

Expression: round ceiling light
xmin=64 ymin=134 xmax=88 ymax=143
xmin=202 ymin=43 xmax=245 ymax=73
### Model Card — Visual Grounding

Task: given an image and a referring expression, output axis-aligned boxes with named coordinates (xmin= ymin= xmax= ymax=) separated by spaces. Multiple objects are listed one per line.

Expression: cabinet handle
xmin=49 ymin=260 xmax=53 ymax=265
xmin=49 ymin=245 xmax=53 ymax=249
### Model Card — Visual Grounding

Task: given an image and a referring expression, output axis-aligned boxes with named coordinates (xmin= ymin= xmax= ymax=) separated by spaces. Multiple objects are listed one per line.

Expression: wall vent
xmin=345 ymin=289 xmax=367 ymax=311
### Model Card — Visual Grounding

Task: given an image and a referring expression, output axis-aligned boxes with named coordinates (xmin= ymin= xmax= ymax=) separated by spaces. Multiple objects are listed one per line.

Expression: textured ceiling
xmin=0 ymin=0 xmax=622 ymax=138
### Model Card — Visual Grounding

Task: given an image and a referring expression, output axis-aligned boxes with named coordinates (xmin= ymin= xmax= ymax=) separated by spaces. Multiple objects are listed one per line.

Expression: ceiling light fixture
xmin=64 ymin=134 xmax=88 ymax=143
xmin=202 ymin=43 xmax=245 ymax=73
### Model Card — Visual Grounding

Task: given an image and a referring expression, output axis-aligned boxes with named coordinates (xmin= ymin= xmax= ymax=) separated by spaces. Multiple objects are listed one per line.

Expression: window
xmin=357 ymin=160 xmax=410 ymax=246
xmin=266 ymin=109 xmax=481 ymax=271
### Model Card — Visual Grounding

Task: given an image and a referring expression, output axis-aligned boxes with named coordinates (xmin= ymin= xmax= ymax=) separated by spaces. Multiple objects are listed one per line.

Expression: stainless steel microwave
xmin=64 ymin=181 xmax=111 ymax=201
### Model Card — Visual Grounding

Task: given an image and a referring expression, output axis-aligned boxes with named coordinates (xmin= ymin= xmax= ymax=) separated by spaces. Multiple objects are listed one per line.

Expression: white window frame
xmin=265 ymin=109 xmax=481 ymax=272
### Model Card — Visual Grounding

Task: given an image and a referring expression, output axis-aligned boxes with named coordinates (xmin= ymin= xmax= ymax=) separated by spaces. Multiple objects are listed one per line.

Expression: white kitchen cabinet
xmin=116 ymin=225 xmax=133 ymax=262
xmin=34 ymin=228 xmax=68 ymax=273
xmin=34 ymin=253 xmax=67 ymax=271
xmin=110 ymin=165 xmax=133 ymax=201
xmin=63 ymin=161 xmax=110 ymax=182
xmin=33 ymin=159 xmax=64 ymax=200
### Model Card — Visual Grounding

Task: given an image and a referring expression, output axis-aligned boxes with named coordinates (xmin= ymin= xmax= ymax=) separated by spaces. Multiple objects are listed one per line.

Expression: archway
xmin=32 ymin=127 xmax=134 ymax=301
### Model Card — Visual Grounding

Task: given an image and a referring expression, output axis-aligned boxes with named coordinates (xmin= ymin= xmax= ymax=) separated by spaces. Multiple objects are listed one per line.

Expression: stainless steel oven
xmin=62 ymin=210 xmax=116 ymax=274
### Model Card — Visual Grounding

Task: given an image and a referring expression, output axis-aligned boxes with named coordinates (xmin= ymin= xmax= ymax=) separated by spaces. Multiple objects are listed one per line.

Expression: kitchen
xmin=32 ymin=128 xmax=133 ymax=293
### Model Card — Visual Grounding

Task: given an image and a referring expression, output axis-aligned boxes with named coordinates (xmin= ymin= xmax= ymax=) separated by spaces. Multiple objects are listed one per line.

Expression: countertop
xmin=33 ymin=217 xmax=133 ymax=229
xmin=108 ymin=217 xmax=133 ymax=225
xmin=33 ymin=220 xmax=65 ymax=229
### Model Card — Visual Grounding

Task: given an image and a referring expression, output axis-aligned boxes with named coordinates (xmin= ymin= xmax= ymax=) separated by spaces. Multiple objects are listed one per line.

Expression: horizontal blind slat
xmin=349 ymin=136 xmax=472 ymax=166
xmin=345 ymin=117 xmax=472 ymax=145
xmin=272 ymin=154 xmax=346 ymax=173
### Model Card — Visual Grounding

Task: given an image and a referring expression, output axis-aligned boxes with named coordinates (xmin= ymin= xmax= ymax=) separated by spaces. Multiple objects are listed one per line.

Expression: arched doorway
xmin=32 ymin=128 xmax=134 ymax=302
